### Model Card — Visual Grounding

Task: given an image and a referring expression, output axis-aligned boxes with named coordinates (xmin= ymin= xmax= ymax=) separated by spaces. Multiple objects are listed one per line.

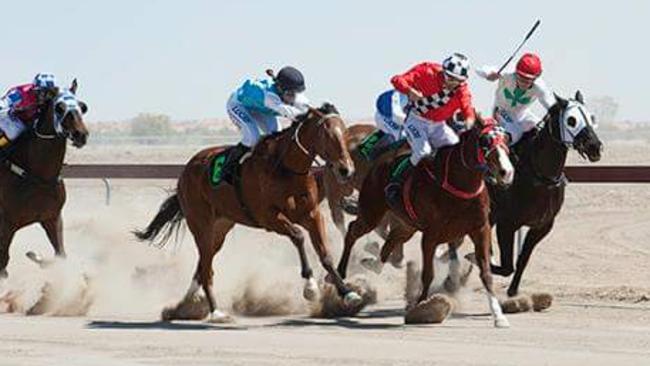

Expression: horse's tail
xmin=133 ymin=193 xmax=185 ymax=248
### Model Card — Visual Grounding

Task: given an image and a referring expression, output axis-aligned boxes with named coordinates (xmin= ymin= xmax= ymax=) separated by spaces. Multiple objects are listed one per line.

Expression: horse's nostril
xmin=339 ymin=167 xmax=350 ymax=177
xmin=499 ymin=169 xmax=507 ymax=177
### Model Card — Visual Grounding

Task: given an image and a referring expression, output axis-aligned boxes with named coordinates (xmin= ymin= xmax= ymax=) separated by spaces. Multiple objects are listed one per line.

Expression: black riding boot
xmin=384 ymin=157 xmax=414 ymax=208
xmin=223 ymin=143 xmax=250 ymax=184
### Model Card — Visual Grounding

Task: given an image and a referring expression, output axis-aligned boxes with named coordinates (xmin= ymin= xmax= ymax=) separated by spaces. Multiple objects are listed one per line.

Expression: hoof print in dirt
xmin=161 ymin=295 xmax=210 ymax=321
xmin=311 ymin=277 xmax=376 ymax=318
xmin=405 ymin=294 xmax=453 ymax=324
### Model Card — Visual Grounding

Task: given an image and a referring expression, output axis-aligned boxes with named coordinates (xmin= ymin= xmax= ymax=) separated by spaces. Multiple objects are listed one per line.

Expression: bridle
xmin=281 ymin=112 xmax=341 ymax=174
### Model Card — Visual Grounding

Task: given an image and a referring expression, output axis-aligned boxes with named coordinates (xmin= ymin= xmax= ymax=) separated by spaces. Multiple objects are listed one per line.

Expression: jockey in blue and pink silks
xmin=0 ymin=73 xmax=59 ymax=150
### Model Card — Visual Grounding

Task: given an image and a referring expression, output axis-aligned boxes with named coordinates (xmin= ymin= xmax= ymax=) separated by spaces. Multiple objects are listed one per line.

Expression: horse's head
xmin=473 ymin=114 xmax=514 ymax=186
xmin=36 ymin=79 xmax=89 ymax=148
xmin=548 ymin=91 xmax=602 ymax=162
xmin=297 ymin=103 xmax=354 ymax=183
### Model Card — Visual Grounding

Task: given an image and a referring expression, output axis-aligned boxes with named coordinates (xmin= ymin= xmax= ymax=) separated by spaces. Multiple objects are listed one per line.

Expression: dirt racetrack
xmin=0 ymin=141 xmax=649 ymax=365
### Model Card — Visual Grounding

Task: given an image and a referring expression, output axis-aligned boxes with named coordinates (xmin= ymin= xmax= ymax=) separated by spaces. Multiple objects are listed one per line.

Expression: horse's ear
xmin=575 ymin=90 xmax=584 ymax=104
xmin=70 ymin=78 xmax=78 ymax=95
xmin=79 ymin=101 xmax=88 ymax=114
xmin=554 ymin=93 xmax=568 ymax=107
xmin=265 ymin=69 xmax=276 ymax=79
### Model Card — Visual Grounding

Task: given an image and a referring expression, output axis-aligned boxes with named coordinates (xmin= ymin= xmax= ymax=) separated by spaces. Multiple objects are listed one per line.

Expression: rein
xmin=422 ymin=132 xmax=487 ymax=200
xmin=526 ymin=111 xmax=569 ymax=187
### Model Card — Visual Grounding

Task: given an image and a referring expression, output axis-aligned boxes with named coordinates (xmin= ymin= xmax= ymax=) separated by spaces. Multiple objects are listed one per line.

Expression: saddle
xmin=358 ymin=130 xmax=405 ymax=161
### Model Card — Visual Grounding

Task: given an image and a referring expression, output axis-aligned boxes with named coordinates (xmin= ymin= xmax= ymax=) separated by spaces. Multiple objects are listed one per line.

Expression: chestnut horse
xmin=337 ymin=116 xmax=514 ymax=328
xmin=0 ymin=80 xmax=89 ymax=280
xmin=135 ymin=103 xmax=361 ymax=322
xmin=489 ymin=91 xmax=602 ymax=296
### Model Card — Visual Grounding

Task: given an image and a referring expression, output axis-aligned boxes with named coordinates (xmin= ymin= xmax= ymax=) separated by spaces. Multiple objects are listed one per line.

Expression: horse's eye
xmin=55 ymin=102 xmax=66 ymax=116
xmin=567 ymin=116 xmax=577 ymax=128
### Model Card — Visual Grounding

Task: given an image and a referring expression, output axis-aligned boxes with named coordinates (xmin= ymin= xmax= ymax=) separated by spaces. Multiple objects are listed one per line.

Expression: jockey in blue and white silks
xmin=374 ymin=89 xmax=409 ymax=143
xmin=222 ymin=66 xmax=310 ymax=181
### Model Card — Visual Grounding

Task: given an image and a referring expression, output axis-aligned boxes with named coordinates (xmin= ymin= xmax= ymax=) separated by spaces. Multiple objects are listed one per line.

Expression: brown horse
xmin=320 ymin=124 xmax=407 ymax=263
xmin=135 ymin=103 xmax=362 ymax=322
xmin=337 ymin=115 xmax=514 ymax=328
xmin=0 ymin=80 xmax=89 ymax=281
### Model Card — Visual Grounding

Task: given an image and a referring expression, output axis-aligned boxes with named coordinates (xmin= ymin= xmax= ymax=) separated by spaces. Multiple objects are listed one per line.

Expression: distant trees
xmin=129 ymin=113 xmax=174 ymax=136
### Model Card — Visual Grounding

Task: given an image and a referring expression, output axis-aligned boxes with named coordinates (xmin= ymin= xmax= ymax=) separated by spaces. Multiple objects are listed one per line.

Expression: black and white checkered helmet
xmin=442 ymin=53 xmax=470 ymax=81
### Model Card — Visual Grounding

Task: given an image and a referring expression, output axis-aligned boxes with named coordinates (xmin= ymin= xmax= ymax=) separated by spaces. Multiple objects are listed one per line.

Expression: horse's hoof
xmin=302 ymin=278 xmax=319 ymax=302
xmin=360 ymin=257 xmax=383 ymax=274
xmin=507 ymin=287 xmax=519 ymax=298
xmin=363 ymin=241 xmax=380 ymax=257
xmin=208 ymin=310 xmax=235 ymax=324
xmin=343 ymin=291 xmax=363 ymax=308
xmin=0 ymin=269 xmax=7 ymax=280
xmin=494 ymin=316 xmax=510 ymax=328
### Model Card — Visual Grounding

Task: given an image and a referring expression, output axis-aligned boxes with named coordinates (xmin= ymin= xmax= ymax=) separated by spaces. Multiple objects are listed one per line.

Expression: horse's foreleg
xmin=362 ymin=223 xmax=415 ymax=274
xmin=417 ymin=233 xmax=438 ymax=303
xmin=302 ymin=209 xmax=362 ymax=307
xmin=469 ymin=226 xmax=509 ymax=328
xmin=507 ymin=220 xmax=554 ymax=297
xmin=491 ymin=223 xmax=517 ymax=277
xmin=40 ymin=215 xmax=66 ymax=258
xmin=269 ymin=211 xmax=317 ymax=301
xmin=0 ymin=224 xmax=16 ymax=278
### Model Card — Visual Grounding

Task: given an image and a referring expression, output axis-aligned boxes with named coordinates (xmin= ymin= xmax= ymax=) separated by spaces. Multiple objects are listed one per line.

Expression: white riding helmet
xmin=442 ymin=53 xmax=470 ymax=81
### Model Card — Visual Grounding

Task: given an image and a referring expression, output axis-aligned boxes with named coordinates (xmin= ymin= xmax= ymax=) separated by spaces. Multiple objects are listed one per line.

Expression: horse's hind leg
xmin=186 ymin=214 xmax=235 ymax=323
xmin=507 ymin=221 xmax=554 ymax=297
xmin=469 ymin=225 xmax=509 ymax=328
xmin=41 ymin=215 xmax=66 ymax=258
xmin=416 ymin=232 xmax=439 ymax=303
xmin=443 ymin=237 xmax=465 ymax=293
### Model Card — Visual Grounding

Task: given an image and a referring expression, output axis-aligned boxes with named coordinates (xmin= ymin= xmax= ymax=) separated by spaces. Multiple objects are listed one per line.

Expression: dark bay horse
xmin=337 ymin=116 xmax=514 ymax=328
xmin=135 ymin=103 xmax=361 ymax=322
xmin=490 ymin=91 xmax=602 ymax=296
xmin=0 ymin=80 xmax=89 ymax=280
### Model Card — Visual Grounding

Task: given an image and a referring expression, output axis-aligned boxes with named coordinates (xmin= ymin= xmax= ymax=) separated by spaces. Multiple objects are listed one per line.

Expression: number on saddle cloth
xmin=208 ymin=149 xmax=231 ymax=187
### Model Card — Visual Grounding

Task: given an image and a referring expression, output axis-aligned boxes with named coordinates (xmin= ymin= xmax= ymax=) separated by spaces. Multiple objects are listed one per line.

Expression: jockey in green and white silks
xmin=476 ymin=53 xmax=554 ymax=145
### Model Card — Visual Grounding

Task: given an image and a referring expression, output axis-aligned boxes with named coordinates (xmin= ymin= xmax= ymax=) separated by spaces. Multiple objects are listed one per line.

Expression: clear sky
xmin=2 ymin=0 xmax=647 ymax=122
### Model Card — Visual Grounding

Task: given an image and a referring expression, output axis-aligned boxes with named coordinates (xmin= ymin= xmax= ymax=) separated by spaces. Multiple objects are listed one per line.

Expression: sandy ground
xmin=0 ymin=140 xmax=649 ymax=365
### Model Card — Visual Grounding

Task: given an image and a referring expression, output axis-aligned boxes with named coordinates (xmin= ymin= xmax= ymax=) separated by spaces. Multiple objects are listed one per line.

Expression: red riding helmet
xmin=516 ymin=53 xmax=542 ymax=79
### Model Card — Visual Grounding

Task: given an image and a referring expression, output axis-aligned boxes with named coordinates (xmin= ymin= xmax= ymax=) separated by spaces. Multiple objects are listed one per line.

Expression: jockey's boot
xmin=384 ymin=156 xmax=414 ymax=209
xmin=0 ymin=134 xmax=11 ymax=158
xmin=223 ymin=143 xmax=250 ymax=184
